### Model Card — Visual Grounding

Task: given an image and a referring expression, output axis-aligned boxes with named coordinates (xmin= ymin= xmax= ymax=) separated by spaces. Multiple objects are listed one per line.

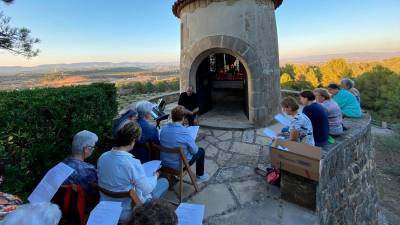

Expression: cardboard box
xmin=270 ymin=139 xmax=321 ymax=181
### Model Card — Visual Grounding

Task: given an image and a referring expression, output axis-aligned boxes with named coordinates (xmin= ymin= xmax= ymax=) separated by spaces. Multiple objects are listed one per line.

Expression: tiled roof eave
xmin=172 ymin=0 xmax=283 ymax=18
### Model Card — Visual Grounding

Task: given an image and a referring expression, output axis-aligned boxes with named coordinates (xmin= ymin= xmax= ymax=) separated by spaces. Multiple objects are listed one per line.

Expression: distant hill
xmin=280 ymin=52 xmax=400 ymax=65
xmin=0 ymin=62 xmax=179 ymax=76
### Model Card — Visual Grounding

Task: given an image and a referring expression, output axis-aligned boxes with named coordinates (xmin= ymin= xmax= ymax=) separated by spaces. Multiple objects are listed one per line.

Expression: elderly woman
xmin=313 ymin=88 xmax=344 ymax=136
xmin=278 ymin=97 xmax=315 ymax=146
xmin=341 ymin=78 xmax=360 ymax=103
xmin=97 ymin=122 xmax=169 ymax=223
xmin=132 ymin=101 xmax=160 ymax=163
xmin=328 ymin=83 xmax=362 ymax=118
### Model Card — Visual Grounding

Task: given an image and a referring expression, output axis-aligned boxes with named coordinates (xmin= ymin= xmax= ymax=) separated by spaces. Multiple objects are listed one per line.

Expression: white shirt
xmin=97 ymin=149 xmax=157 ymax=221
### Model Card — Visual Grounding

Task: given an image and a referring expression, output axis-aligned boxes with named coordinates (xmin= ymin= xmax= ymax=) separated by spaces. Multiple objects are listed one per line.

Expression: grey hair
xmin=341 ymin=78 xmax=354 ymax=89
xmin=2 ymin=202 xmax=62 ymax=225
xmin=135 ymin=100 xmax=154 ymax=119
xmin=71 ymin=130 xmax=98 ymax=154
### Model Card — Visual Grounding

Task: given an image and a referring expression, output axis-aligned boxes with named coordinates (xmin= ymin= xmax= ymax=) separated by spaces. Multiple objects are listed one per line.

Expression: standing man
xmin=178 ymin=85 xmax=199 ymax=126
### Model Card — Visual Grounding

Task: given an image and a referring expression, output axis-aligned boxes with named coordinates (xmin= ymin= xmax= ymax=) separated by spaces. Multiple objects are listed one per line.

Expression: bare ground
xmin=372 ymin=126 xmax=400 ymax=225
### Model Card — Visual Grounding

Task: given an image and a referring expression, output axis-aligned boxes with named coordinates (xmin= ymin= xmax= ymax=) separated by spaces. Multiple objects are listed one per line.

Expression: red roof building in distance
xmin=172 ymin=0 xmax=283 ymax=17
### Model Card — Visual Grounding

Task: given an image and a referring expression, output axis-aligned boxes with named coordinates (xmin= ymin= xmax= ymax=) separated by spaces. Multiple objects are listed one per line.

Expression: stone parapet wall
xmin=317 ymin=115 xmax=379 ymax=225
xmin=147 ymin=91 xmax=180 ymax=104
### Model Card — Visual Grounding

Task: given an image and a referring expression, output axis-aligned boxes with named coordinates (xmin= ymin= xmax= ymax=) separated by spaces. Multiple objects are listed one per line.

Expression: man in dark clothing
xmin=299 ymin=91 xmax=329 ymax=147
xmin=178 ymin=85 xmax=199 ymax=126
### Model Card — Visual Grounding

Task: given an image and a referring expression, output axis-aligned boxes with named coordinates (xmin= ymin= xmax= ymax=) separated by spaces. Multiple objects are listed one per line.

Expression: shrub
xmin=116 ymin=78 xmax=180 ymax=94
xmin=0 ymin=83 xmax=117 ymax=199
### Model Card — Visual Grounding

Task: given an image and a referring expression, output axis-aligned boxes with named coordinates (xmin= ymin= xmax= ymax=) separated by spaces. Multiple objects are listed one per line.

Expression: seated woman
xmin=132 ymin=101 xmax=160 ymax=163
xmin=278 ymin=97 xmax=315 ymax=146
xmin=313 ymin=88 xmax=344 ymax=136
xmin=327 ymin=83 xmax=362 ymax=118
xmin=341 ymin=78 xmax=360 ymax=103
xmin=97 ymin=122 xmax=169 ymax=223
xmin=299 ymin=91 xmax=329 ymax=147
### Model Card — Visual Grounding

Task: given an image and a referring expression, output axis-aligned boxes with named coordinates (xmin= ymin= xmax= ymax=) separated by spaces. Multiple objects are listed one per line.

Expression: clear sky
xmin=0 ymin=0 xmax=399 ymax=66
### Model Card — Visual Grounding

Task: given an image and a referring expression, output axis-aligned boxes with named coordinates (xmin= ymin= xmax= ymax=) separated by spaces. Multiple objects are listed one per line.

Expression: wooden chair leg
xmin=187 ymin=168 xmax=199 ymax=192
xmin=179 ymin=173 xmax=183 ymax=203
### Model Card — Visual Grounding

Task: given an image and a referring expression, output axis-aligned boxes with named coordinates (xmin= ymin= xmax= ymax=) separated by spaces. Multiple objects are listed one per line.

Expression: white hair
xmin=341 ymin=78 xmax=354 ymax=89
xmin=71 ymin=130 xmax=98 ymax=154
xmin=2 ymin=202 xmax=62 ymax=225
xmin=135 ymin=100 xmax=154 ymax=119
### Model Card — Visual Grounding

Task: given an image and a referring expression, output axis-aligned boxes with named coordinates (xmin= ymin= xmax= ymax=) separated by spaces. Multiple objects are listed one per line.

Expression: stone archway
xmin=180 ymin=35 xmax=278 ymax=127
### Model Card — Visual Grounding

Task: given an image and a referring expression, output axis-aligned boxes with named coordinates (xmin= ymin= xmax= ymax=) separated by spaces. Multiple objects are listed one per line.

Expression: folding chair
xmin=53 ymin=184 xmax=89 ymax=225
xmin=150 ymin=143 xmax=199 ymax=203
xmin=91 ymin=182 xmax=142 ymax=207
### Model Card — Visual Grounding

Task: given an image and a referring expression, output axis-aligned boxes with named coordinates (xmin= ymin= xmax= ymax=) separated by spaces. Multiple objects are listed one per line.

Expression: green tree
xmin=304 ymin=67 xmax=320 ymax=88
xmin=280 ymin=73 xmax=292 ymax=84
xmin=0 ymin=0 xmax=40 ymax=57
xmin=281 ymin=64 xmax=295 ymax=80
xmin=293 ymin=64 xmax=308 ymax=81
xmin=356 ymin=65 xmax=400 ymax=122
xmin=320 ymin=58 xmax=352 ymax=86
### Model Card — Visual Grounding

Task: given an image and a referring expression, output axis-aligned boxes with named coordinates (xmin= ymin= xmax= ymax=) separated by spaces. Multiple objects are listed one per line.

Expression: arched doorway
xmin=196 ymin=53 xmax=249 ymax=119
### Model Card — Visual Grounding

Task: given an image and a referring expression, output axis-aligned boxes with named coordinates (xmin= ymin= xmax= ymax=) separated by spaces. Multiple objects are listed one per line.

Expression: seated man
xmin=62 ymin=130 xmax=98 ymax=196
xmin=178 ymin=85 xmax=199 ymax=126
xmin=160 ymin=106 xmax=209 ymax=183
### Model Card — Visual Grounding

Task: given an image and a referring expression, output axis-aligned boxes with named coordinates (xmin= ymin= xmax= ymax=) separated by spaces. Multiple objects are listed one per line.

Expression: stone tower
xmin=173 ymin=0 xmax=283 ymax=127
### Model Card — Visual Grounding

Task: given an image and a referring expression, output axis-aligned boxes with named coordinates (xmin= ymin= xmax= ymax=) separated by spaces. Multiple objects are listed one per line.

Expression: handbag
xmin=266 ymin=168 xmax=280 ymax=185
xmin=254 ymin=166 xmax=281 ymax=186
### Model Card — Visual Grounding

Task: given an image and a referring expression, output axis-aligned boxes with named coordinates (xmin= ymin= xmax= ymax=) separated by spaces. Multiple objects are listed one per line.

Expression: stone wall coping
xmin=321 ymin=115 xmax=371 ymax=160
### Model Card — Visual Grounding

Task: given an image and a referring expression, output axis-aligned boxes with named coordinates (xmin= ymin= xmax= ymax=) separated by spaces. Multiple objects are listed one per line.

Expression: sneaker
xmin=196 ymin=173 xmax=210 ymax=184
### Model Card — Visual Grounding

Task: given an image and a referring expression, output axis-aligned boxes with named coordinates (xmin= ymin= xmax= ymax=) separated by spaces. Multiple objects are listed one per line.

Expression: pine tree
xmin=0 ymin=0 xmax=40 ymax=57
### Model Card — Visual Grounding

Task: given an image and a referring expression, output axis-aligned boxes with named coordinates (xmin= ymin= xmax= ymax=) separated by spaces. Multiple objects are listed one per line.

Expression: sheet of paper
xmin=86 ymin=201 xmax=122 ymax=225
xmin=277 ymin=145 xmax=289 ymax=151
xmin=274 ymin=113 xmax=291 ymax=127
xmin=263 ymin=128 xmax=278 ymax=139
xmin=176 ymin=203 xmax=205 ymax=225
xmin=142 ymin=160 xmax=162 ymax=177
xmin=28 ymin=162 xmax=74 ymax=203
xmin=187 ymin=126 xmax=200 ymax=140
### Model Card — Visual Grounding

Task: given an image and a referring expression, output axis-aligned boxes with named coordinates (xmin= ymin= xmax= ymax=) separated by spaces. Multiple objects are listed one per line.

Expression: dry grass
xmin=39 ymin=76 xmax=89 ymax=87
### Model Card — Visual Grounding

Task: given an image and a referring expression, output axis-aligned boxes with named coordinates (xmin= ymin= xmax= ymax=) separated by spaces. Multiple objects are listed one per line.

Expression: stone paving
xmin=162 ymin=126 xmax=318 ymax=225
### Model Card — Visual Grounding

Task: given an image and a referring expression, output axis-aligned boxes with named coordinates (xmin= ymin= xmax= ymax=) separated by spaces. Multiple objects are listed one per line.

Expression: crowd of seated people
xmin=278 ymin=79 xmax=363 ymax=146
xmin=1 ymin=82 xmax=365 ymax=224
